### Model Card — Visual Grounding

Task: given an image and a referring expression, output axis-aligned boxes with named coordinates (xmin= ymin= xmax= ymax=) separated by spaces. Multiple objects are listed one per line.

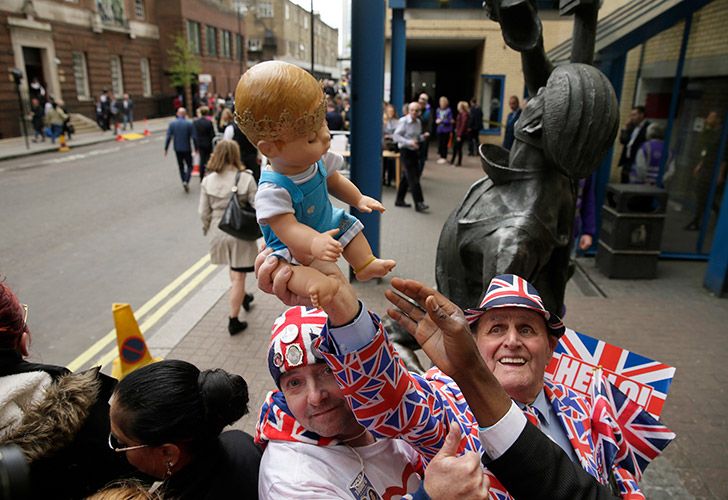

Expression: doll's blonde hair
xmin=234 ymin=61 xmax=326 ymax=144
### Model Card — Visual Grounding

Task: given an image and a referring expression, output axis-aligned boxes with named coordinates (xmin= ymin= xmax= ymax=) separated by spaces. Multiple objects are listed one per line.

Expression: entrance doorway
xmin=23 ymin=47 xmax=46 ymax=101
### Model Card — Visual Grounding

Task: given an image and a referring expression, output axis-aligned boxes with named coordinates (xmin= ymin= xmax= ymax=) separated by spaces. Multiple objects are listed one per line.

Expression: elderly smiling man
xmin=257 ymin=252 xmax=653 ymax=499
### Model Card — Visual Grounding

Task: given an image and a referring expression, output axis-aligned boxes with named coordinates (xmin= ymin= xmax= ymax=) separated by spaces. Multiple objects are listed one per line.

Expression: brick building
xmin=243 ymin=0 xmax=339 ymax=78
xmin=0 ymin=0 xmax=247 ymax=139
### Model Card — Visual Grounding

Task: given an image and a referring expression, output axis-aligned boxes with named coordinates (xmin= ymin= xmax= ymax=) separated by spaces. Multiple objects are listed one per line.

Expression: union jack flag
xmin=590 ymin=369 xmax=675 ymax=481
xmin=546 ymin=328 xmax=675 ymax=418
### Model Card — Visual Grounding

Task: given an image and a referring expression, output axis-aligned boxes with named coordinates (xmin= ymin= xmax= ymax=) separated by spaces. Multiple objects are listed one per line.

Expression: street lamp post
xmin=11 ymin=68 xmax=30 ymax=150
xmin=310 ymin=0 xmax=315 ymax=74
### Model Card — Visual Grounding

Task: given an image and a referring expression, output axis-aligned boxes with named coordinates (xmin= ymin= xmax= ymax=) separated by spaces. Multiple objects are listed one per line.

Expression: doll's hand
xmin=356 ymin=196 xmax=385 ymax=214
xmin=311 ymin=228 xmax=343 ymax=262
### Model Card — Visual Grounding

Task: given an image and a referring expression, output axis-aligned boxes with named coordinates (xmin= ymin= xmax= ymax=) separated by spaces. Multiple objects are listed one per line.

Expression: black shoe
xmin=228 ymin=317 xmax=248 ymax=335
xmin=395 ymin=201 xmax=412 ymax=208
xmin=415 ymin=202 xmax=429 ymax=212
xmin=183 ymin=182 xmax=189 ymax=193
xmin=242 ymin=293 xmax=254 ymax=312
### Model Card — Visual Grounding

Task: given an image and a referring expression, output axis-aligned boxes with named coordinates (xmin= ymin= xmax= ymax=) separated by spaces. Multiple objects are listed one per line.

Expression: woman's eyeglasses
xmin=108 ymin=432 xmax=150 ymax=453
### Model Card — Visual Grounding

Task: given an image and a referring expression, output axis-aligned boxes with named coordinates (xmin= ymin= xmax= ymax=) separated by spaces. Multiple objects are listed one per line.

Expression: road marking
xmin=66 ymin=254 xmax=211 ymax=372
xmin=92 ymin=262 xmax=219 ymax=369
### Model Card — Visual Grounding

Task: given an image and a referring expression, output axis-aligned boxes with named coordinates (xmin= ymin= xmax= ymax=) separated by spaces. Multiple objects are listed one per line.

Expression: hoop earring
xmin=165 ymin=461 xmax=174 ymax=479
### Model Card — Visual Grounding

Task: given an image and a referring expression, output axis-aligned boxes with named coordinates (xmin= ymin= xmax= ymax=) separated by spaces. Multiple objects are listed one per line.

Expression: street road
xmin=0 ymin=136 xmax=213 ymax=367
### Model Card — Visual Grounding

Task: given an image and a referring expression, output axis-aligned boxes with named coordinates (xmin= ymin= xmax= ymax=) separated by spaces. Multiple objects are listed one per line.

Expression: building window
xmin=71 ymin=51 xmax=90 ymax=100
xmin=140 ymin=58 xmax=152 ymax=97
xmin=303 ymin=14 xmax=308 ymax=29
xmin=206 ymin=26 xmax=217 ymax=56
xmin=285 ymin=3 xmax=289 ymax=19
xmin=288 ymin=40 xmax=296 ymax=57
xmin=221 ymin=30 xmax=231 ymax=58
xmin=480 ymin=74 xmax=505 ymax=134
xmin=187 ymin=21 xmax=201 ymax=54
xmin=110 ymin=55 xmax=124 ymax=96
xmin=248 ymin=38 xmax=262 ymax=52
xmin=236 ymin=34 xmax=243 ymax=60
xmin=258 ymin=2 xmax=273 ymax=18
xmin=134 ymin=0 xmax=145 ymax=19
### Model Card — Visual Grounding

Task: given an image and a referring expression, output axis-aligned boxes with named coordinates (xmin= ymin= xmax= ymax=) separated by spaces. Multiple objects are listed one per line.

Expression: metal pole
xmin=703 ymin=111 xmax=728 ymax=295
xmin=697 ymin=113 xmax=728 ymax=254
xmin=350 ymin=0 xmax=385 ymax=259
xmin=658 ymin=14 xmax=692 ymax=187
xmin=390 ymin=7 xmax=406 ymax=113
xmin=310 ymin=0 xmax=315 ymax=74
xmin=14 ymin=81 xmax=30 ymax=150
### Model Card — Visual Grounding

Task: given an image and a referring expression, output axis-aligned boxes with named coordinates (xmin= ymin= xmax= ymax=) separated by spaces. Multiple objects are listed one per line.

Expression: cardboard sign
xmin=545 ymin=329 xmax=675 ymax=418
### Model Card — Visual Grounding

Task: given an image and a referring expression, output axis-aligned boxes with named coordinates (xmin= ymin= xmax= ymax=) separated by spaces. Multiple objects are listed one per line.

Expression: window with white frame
xmin=248 ymin=38 xmax=263 ymax=51
xmin=303 ymin=14 xmax=308 ymax=29
xmin=206 ymin=26 xmax=217 ymax=56
xmin=72 ymin=51 xmax=90 ymax=100
xmin=285 ymin=3 xmax=289 ymax=19
xmin=110 ymin=55 xmax=124 ymax=96
xmin=258 ymin=2 xmax=273 ymax=18
xmin=187 ymin=21 xmax=201 ymax=54
xmin=140 ymin=58 xmax=152 ymax=96
xmin=134 ymin=0 xmax=145 ymax=19
xmin=221 ymin=30 xmax=231 ymax=58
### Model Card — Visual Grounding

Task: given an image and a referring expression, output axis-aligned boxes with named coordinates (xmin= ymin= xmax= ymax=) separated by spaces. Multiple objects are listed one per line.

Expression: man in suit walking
xmin=121 ymin=93 xmax=134 ymax=130
xmin=193 ymin=106 xmax=216 ymax=181
xmin=164 ymin=107 xmax=197 ymax=193
xmin=618 ymin=106 xmax=650 ymax=183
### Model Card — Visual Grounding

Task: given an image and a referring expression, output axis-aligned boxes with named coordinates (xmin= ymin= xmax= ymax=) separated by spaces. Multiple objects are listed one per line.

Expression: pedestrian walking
xmin=193 ymin=106 xmax=216 ymax=180
xmin=222 ymin=108 xmax=260 ymax=182
xmin=198 ymin=140 xmax=258 ymax=335
xmin=29 ymin=97 xmax=45 ymax=143
xmin=435 ymin=96 xmax=453 ymax=163
xmin=394 ymin=101 xmax=430 ymax=212
xmin=451 ymin=101 xmax=470 ymax=166
xmin=97 ymin=89 xmax=111 ymax=131
xmin=467 ymin=97 xmax=483 ymax=155
xmin=418 ymin=93 xmax=433 ymax=174
xmin=120 ymin=93 xmax=134 ymax=130
xmin=164 ymin=107 xmax=198 ymax=193
xmin=44 ymin=99 xmax=67 ymax=144
xmin=503 ymin=96 xmax=521 ymax=150
xmin=57 ymin=99 xmax=74 ymax=141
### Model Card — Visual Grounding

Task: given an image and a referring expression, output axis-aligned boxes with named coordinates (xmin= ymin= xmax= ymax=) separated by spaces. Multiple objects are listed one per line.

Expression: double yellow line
xmin=66 ymin=254 xmax=218 ymax=372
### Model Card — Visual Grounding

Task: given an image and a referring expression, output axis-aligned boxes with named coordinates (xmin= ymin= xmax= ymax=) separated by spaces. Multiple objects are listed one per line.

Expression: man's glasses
xmin=108 ymin=432 xmax=150 ymax=453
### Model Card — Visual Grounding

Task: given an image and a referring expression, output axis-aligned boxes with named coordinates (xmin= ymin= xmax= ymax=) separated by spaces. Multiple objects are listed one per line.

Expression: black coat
xmin=0 ymin=350 xmax=139 ymax=499
xmin=487 ymin=423 xmax=619 ymax=500
xmin=618 ymin=120 xmax=649 ymax=167
xmin=162 ymin=430 xmax=262 ymax=499
xmin=194 ymin=118 xmax=216 ymax=150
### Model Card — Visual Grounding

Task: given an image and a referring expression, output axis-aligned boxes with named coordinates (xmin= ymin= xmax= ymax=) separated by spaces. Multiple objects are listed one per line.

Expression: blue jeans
xmin=122 ymin=112 xmax=133 ymax=130
xmin=50 ymin=124 xmax=63 ymax=144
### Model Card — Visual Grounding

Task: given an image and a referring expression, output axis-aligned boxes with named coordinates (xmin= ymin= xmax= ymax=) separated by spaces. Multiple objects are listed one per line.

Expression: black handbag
xmin=218 ymin=171 xmax=262 ymax=241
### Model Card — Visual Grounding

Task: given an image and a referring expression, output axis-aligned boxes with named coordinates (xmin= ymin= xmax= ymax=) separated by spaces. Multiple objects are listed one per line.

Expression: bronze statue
xmin=435 ymin=0 xmax=619 ymax=316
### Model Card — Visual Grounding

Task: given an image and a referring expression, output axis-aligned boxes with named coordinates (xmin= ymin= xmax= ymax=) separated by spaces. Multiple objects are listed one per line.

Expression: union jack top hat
xmin=267 ymin=306 xmax=329 ymax=388
xmin=464 ymin=274 xmax=565 ymax=337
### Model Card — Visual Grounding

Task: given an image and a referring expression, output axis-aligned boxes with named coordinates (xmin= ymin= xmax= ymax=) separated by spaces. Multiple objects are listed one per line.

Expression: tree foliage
xmin=167 ymin=33 xmax=201 ymax=88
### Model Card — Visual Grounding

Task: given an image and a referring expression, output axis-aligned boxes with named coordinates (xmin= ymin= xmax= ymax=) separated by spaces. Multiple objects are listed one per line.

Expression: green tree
xmin=167 ymin=33 xmax=201 ymax=113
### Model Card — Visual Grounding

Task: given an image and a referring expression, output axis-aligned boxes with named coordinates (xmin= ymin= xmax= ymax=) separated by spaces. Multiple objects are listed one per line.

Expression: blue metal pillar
xmin=594 ymin=54 xmax=626 ymax=236
xmin=390 ymin=5 xmax=406 ymax=114
xmin=350 ymin=0 xmax=385 ymax=258
xmin=703 ymin=113 xmax=728 ymax=296
xmin=697 ymin=115 xmax=728 ymax=254
xmin=657 ymin=14 xmax=692 ymax=186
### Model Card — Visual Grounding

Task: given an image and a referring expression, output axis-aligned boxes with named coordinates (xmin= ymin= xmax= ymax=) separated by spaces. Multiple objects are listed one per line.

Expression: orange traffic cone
xmin=191 ymin=151 xmax=200 ymax=177
xmin=110 ymin=303 xmax=162 ymax=380
xmin=58 ymin=132 xmax=70 ymax=153
xmin=114 ymin=122 xmax=124 ymax=142
xmin=143 ymin=118 xmax=151 ymax=137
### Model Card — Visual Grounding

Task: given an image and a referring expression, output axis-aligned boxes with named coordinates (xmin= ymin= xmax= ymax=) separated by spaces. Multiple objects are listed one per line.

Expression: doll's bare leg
xmin=344 ymin=233 xmax=396 ymax=282
xmin=270 ymin=260 xmax=340 ymax=308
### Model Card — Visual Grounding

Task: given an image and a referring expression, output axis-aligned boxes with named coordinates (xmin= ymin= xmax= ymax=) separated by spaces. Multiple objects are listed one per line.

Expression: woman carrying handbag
xmin=199 ymin=140 xmax=259 ymax=335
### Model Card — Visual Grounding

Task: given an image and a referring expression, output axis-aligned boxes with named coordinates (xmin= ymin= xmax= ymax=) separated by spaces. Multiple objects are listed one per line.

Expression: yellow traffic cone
xmin=110 ymin=303 xmax=161 ymax=380
xmin=58 ymin=132 xmax=70 ymax=152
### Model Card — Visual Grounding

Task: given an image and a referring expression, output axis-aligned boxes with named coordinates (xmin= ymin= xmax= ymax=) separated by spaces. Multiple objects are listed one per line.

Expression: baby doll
xmin=234 ymin=61 xmax=395 ymax=307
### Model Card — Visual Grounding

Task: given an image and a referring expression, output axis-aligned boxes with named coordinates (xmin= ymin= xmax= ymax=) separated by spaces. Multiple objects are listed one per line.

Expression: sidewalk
xmin=159 ymin=149 xmax=727 ymax=499
xmin=0 ymin=116 xmax=174 ymax=161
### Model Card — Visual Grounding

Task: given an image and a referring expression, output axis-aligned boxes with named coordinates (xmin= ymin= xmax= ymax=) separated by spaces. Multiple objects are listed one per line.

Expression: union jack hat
xmin=267 ymin=306 xmax=329 ymax=388
xmin=464 ymin=274 xmax=565 ymax=337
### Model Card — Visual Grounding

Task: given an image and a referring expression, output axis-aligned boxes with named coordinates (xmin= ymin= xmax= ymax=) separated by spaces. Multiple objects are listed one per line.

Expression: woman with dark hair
xmin=0 ymin=282 xmax=136 ymax=499
xmin=109 ymin=359 xmax=261 ymax=499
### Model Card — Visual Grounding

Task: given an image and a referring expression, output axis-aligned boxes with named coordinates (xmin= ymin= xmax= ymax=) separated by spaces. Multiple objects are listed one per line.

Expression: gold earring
xmin=165 ymin=461 xmax=174 ymax=479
